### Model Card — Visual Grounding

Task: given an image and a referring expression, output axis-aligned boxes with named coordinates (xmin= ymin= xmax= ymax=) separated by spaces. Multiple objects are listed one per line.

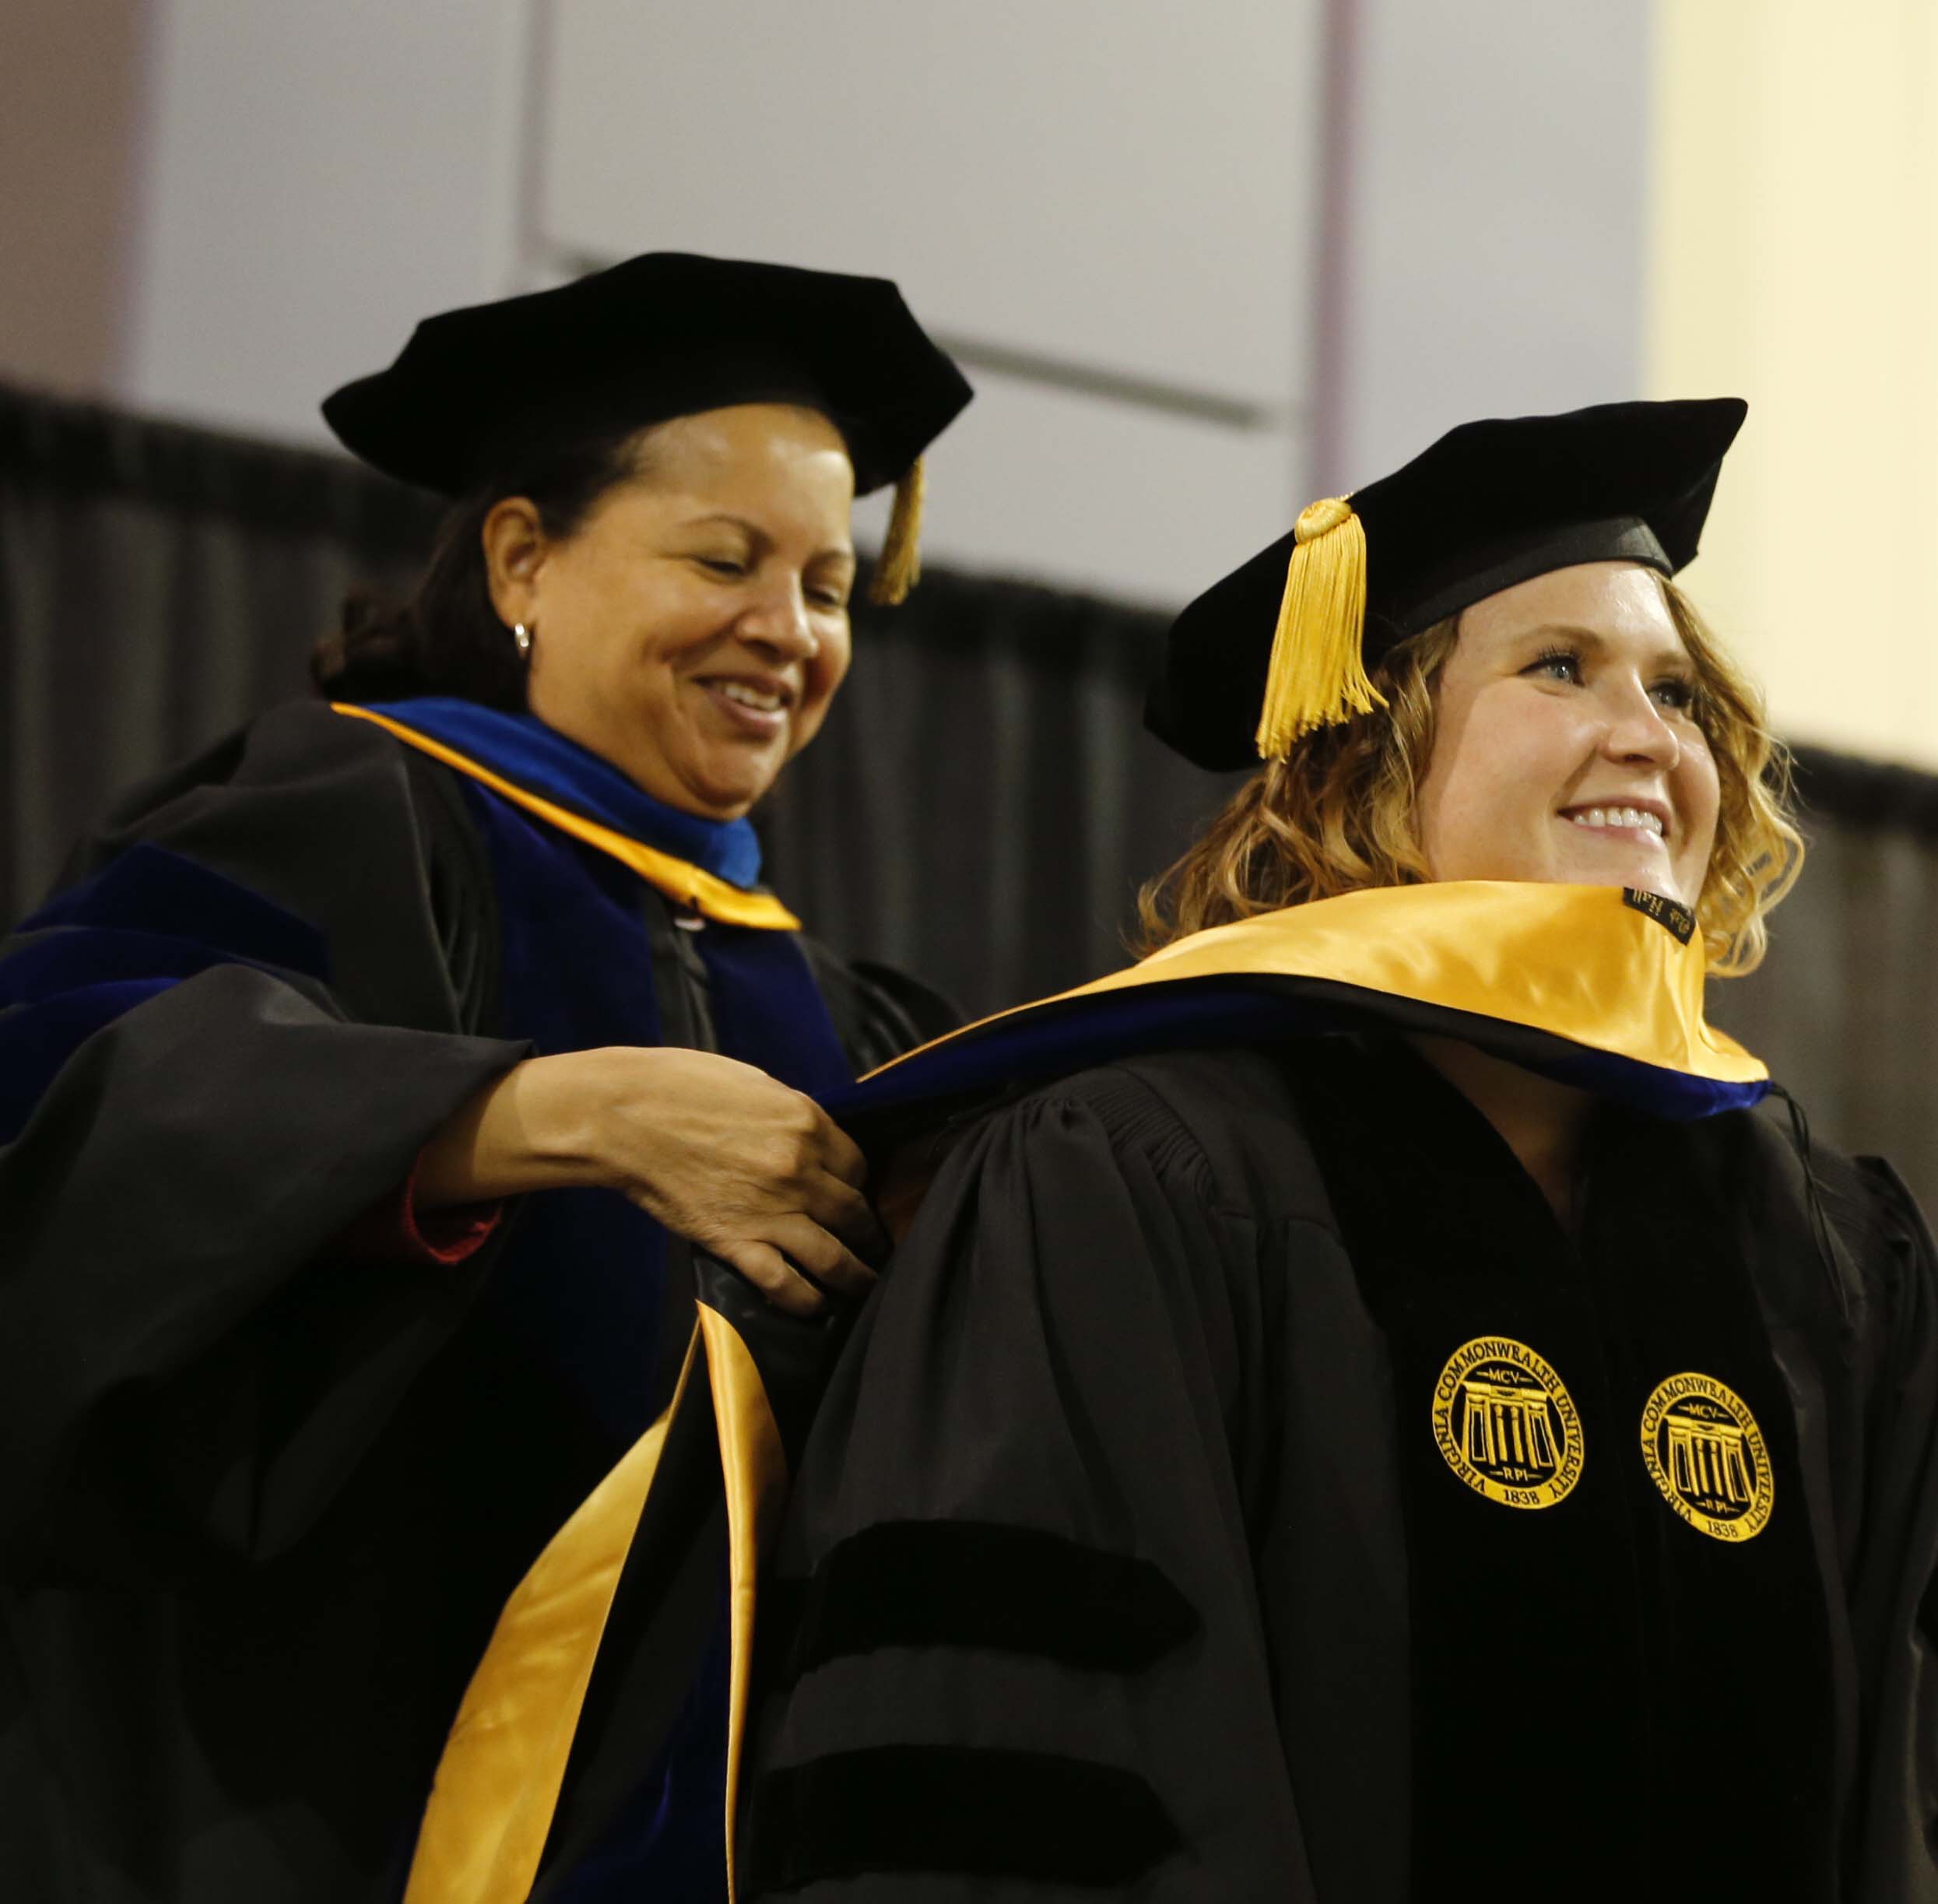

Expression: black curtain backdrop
xmin=5 ymin=380 xmax=1936 ymax=1200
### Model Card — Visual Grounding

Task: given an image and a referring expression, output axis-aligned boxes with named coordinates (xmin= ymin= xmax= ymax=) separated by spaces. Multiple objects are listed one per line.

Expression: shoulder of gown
xmin=44 ymin=696 xmax=502 ymax=1031
xmin=0 ymin=697 xmax=528 ymax=1572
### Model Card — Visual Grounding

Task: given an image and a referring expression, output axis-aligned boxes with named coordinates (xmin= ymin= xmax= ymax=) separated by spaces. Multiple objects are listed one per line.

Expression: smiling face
xmin=485 ymin=402 xmax=858 ymax=820
xmin=1414 ymin=562 xmax=1721 ymax=908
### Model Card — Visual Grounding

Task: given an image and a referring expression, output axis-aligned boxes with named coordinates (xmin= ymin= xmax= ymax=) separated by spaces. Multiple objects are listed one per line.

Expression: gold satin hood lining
xmin=402 ymin=1332 xmax=701 ymax=1904
xmin=865 ymin=881 xmax=1766 ymax=1088
xmin=402 ymin=1305 xmax=788 ymax=1904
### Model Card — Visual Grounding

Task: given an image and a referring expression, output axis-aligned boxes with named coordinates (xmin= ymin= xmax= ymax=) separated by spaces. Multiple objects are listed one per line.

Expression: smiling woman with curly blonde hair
xmin=733 ymin=399 xmax=1938 ymax=1904
xmin=1140 ymin=577 xmax=1801 ymax=975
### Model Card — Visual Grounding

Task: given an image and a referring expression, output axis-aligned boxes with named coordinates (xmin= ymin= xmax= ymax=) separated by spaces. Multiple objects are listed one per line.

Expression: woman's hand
xmin=416 ymin=1048 xmax=886 ymax=1316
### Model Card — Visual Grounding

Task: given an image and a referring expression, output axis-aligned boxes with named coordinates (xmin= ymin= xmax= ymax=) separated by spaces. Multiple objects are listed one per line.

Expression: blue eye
xmin=1528 ymin=646 xmax=1582 ymax=684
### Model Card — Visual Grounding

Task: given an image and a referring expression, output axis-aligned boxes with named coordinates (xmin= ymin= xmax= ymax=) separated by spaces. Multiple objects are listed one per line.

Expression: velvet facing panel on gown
xmin=336 ymin=703 xmax=852 ymax=1901
xmin=1290 ymin=1041 xmax=1838 ymax=1899
xmin=0 ymin=843 xmax=337 ymax=1143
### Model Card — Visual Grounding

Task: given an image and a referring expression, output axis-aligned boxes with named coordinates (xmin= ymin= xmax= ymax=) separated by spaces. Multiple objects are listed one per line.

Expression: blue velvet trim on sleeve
xmin=20 ymin=843 xmax=331 ymax=977
xmin=0 ymin=845 xmax=334 ymax=1144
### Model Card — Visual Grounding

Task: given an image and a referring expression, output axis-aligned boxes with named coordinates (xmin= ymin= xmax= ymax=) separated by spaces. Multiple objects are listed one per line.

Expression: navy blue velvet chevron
xmin=0 ymin=845 xmax=332 ymax=1144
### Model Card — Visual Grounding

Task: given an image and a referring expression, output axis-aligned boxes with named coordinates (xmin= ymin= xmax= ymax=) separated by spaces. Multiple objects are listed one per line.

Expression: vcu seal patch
xmin=1431 ymin=1337 xmax=1585 ymax=1510
xmin=1639 ymin=1372 xmax=1773 ymax=1541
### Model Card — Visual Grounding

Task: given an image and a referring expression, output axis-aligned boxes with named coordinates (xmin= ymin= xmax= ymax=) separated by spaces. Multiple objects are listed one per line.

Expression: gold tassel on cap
xmin=1253 ymin=494 xmax=1383 ymax=759
xmin=867 ymin=458 xmax=926 ymax=606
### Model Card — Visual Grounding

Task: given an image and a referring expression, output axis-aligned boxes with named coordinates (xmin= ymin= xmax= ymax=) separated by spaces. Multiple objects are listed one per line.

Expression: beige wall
xmin=1336 ymin=0 xmax=1652 ymax=486
xmin=0 ymin=0 xmax=149 ymax=396
xmin=1647 ymin=0 xmax=1938 ymax=765
xmin=122 ymin=0 xmax=528 ymax=443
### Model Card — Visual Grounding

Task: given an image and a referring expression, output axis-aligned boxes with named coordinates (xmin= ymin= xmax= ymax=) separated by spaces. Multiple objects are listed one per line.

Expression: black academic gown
xmin=0 ymin=699 xmax=947 ymax=1904
xmin=741 ymin=1039 xmax=1938 ymax=1902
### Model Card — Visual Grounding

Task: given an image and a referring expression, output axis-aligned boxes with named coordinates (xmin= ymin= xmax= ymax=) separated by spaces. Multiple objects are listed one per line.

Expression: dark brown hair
xmin=311 ymin=427 xmax=648 ymax=708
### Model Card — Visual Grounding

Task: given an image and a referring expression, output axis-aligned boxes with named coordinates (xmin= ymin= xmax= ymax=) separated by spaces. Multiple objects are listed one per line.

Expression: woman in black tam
xmin=0 ymin=255 xmax=969 ymax=1902
xmin=689 ymin=399 xmax=1934 ymax=1900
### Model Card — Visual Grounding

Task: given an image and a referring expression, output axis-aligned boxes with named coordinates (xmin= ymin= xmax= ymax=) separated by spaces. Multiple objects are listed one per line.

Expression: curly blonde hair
xmin=1137 ymin=576 xmax=1803 ymax=975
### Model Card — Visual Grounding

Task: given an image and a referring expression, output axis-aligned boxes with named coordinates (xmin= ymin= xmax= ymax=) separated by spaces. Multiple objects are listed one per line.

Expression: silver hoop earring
xmin=512 ymin=623 xmax=533 ymax=662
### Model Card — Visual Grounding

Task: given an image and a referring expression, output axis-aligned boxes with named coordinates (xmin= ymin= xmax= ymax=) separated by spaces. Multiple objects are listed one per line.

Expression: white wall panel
xmin=125 ymin=0 xmax=528 ymax=444
xmin=1332 ymin=0 xmax=1653 ymax=488
xmin=539 ymin=0 xmax=1325 ymax=409
xmin=539 ymin=0 xmax=1325 ymax=602
xmin=856 ymin=368 xmax=1304 ymax=609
